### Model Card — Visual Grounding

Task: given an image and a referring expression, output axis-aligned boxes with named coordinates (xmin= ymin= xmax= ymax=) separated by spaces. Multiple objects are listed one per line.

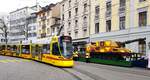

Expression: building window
xmin=139 ymin=40 xmax=146 ymax=55
xmin=52 ymin=27 xmax=55 ymax=34
xmin=62 ymin=14 xmax=64 ymax=21
xmin=68 ymin=22 xmax=71 ymax=28
xmin=75 ymin=20 xmax=78 ymax=27
xmin=69 ymin=11 xmax=71 ymax=18
xmin=106 ymin=20 xmax=111 ymax=32
xmin=106 ymin=1 xmax=111 ymax=11
xmin=75 ymin=8 xmax=78 ymax=16
xmin=120 ymin=0 xmax=125 ymax=7
xmin=57 ymin=27 xmax=59 ymax=32
xmin=83 ymin=30 xmax=87 ymax=37
xmin=47 ymin=28 xmax=50 ymax=34
xmin=47 ymin=19 xmax=49 ymax=25
xmin=95 ymin=6 xmax=100 ymax=21
xmin=95 ymin=6 xmax=99 ymax=15
xmin=62 ymin=4 xmax=64 ymax=11
xmin=139 ymin=11 xmax=147 ymax=27
xmin=106 ymin=1 xmax=111 ymax=17
xmin=68 ymin=32 xmax=71 ymax=36
xmin=47 ymin=11 xmax=49 ymax=16
xmin=69 ymin=0 xmax=71 ymax=7
xmin=83 ymin=16 xmax=87 ymax=26
xmin=75 ymin=31 xmax=78 ymax=38
xmin=95 ymin=23 xmax=99 ymax=34
xmin=139 ymin=0 xmax=146 ymax=2
xmin=119 ymin=0 xmax=126 ymax=14
xmin=119 ymin=16 xmax=125 ymax=30
xmin=84 ymin=3 xmax=87 ymax=12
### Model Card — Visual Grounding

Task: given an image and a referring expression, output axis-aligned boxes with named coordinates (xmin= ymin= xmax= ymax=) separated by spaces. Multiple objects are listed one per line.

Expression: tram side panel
xmin=20 ymin=45 xmax=32 ymax=59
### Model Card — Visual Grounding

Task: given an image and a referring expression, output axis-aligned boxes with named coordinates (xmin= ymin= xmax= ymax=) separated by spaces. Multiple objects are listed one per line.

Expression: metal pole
xmin=88 ymin=0 xmax=91 ymax=43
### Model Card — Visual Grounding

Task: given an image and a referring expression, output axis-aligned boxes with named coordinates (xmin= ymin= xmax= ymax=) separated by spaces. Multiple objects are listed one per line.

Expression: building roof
xmin=36 ymin=3 xmax=56 ymax=14
xmin=9 ymin=7 xmax=28 ymax=14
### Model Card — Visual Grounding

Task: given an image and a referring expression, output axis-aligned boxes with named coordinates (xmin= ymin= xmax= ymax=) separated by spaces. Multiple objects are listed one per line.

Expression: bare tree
xmin=0 ymin=18 xmax=8 ymax=50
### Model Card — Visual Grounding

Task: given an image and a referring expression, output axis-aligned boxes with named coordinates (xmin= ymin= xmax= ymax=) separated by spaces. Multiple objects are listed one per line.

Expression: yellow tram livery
xmin=0 ymin=35 xmax=74 ymax=67
xmin=40 ymin=36 xmax=74 ymax=67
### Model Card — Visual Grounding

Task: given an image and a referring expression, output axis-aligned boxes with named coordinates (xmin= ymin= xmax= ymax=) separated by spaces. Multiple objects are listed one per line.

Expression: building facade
xmin=37 ymin=3 xmax=60 ymax=41
xmin=60 ymin=0 xmax=91 ymax=52
xmin=26 ymin=13 xmax=38 ymax=41
xmin=90 ymin=0 xmax=150 ymax=58
xmin=9 ymin=5 xmax=40 ymax=44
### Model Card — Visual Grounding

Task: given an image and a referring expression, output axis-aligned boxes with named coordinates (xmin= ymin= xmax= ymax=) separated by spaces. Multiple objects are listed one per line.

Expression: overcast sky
xmin=0 ymin=0 xmax=62 ymax=14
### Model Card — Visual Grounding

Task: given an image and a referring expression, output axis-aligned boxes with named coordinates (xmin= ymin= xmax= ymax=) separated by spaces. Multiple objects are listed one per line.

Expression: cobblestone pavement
xmin=1 ymin=55 xmax=150 ymax=80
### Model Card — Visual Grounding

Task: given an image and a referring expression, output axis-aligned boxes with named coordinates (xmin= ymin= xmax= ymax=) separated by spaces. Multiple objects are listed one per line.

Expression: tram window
xmin=16 ymin=46 xmax=20 ymax=54
xmin=22 ymin=45 xmax=30 ymax=54
xmin=52 ymin=43 xmax=61 ymax=56
xmin=12 ymin=45 xmax=17 ymax=51
xmin=31 ymin=45 xmax=36 ymax=53
xmin=42 ymin=44 xmax=50 ymax=54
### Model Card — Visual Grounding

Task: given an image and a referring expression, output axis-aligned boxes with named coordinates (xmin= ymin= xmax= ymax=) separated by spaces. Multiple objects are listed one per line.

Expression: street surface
xmin=0 ymin=55 xmax=150 ymax=80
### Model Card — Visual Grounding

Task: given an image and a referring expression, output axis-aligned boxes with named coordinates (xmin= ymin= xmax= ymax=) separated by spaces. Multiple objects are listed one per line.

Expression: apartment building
xmin=9 ymin=5 xmax=40 ymax=44
xmin=60 ymin=0 xmax=91 ymax=51
xmin=90 ymin=0 xmax=150 ymax=58
xmin=26 ymin=13 xmax=38 ymax=42
xmin=37 ymin=3 xmax=60 ymax=40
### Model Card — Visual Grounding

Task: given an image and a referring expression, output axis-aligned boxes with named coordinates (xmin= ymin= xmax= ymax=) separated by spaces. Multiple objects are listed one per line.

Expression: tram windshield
xmin=60 ymin=36 xmax=73 ymax=58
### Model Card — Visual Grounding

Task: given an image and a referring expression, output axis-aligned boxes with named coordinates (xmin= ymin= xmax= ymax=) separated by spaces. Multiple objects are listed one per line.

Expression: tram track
xmin=61 ymin=67 xmax=106 ymax=80
xmin=76 ymin=62 xmax=150 ymax=77
xmin=73 ymin=67 xmax=106 ymax=80
xmin=61 ymin=68 xmax=82 ymax=80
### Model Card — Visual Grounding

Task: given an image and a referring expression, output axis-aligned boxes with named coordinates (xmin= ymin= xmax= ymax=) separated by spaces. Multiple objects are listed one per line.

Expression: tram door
xmin=31 ymin=44 xmax=36 ymax=58
xmin=16 ymin=45 xmax=21 ymax=56
xmin=41 ymin=44 xmax=50 ymax=60
xmin=37 ymin=45 xmax=42 ymax=61
xmin=12 ymin=45 xmax=17 ymax=55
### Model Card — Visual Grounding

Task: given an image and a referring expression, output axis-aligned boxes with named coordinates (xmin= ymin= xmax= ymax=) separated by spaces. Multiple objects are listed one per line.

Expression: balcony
xmin=105 ymin=10 xmax=111 ymax=18
xmin=119 ymin=6 xmax=126 ymax=15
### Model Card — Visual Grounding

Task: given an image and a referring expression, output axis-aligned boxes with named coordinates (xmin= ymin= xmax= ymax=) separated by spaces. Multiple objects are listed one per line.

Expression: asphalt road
xmin=0 ymin=56 xmax=79 ymax=80
xmin=0 ymin=55 xmax=150 ymax=80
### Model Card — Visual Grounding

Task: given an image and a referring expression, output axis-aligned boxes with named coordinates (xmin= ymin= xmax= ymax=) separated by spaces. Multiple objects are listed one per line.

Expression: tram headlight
xmin=120 ymin=50 xmax=125 ymax=53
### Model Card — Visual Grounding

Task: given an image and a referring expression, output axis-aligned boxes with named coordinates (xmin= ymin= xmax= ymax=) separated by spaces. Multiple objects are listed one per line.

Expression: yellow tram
xmin=0 ymin=35 xmax=74 ymax=67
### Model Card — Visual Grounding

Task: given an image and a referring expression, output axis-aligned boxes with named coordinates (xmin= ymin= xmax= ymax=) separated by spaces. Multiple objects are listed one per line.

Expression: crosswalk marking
xmin=0 ymin=59 xmax=31 ymax=63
